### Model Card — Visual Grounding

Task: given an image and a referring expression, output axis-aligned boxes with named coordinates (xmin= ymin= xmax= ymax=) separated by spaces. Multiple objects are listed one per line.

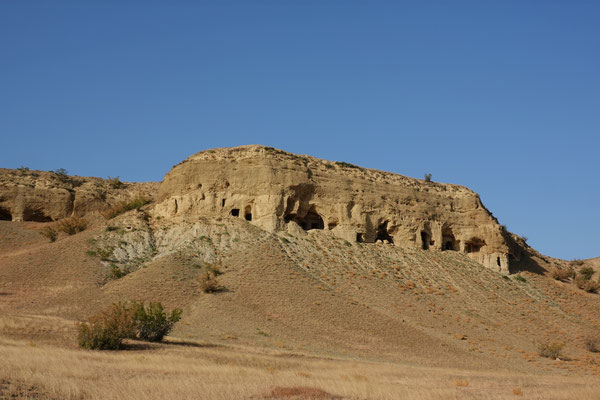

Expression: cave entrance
xmin=376 ymin=221 xmax=394 ymax=244
xmin=356 ymin=233 xmax=364 ymax=243
xmin=284 ymin=205 xmax=324 ymax=231
xmin=22 ymin=207 xmax=52 ymax=222
xmin=421 ymin=231 xmax=431 ymax=250
xmin=465 ymin=238 xmax=486 ymax=253
xmin=244 ymin=206 xmax=252 ymax=221
xmin=0 ymin=207 xmax=11 ymax=221
xmin=230 ymin=208 xmax=239 ymax=217
xmin=442 ymin=226 xmax=457 ymax=251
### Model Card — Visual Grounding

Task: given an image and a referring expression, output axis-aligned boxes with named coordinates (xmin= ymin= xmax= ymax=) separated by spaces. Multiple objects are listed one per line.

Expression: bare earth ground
xmin=1 ymin=218 xmax=600 ymax=399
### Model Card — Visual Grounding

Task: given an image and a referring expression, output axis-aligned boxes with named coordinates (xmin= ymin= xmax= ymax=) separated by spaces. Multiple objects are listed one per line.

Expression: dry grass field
xmin=2 ymin=216 xmax=600 ymax=399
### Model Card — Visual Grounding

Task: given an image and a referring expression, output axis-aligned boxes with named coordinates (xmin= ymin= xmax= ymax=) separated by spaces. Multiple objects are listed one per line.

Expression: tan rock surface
xmin=155 ymin=145 xmax=514 ymax=272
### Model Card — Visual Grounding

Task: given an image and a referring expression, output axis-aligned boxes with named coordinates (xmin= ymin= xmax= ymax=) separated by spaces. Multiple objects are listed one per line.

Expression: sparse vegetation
xmin=103 ymin=195 xmax=151 ymax=219
xmin=585 ymin=337 xmax=599 ymax=353
xmin=55 ymin=216 xmax=87 ymax=235
xmin=538 ymin=341 xmax=565 ymax=359
xmin=424 ymin=173 xmax=432 ymax=182
xmin=86 ymin=250 xmax=97 ymax=257
xmin=106 ymin=225 xmax=120 ymax=232
xmin=550 ymin=267 xmax=575 ymax=281
xmin=335 ymin=161 xmax=361 ymax=169
xmin=574 ymin=275 xmax=599 ymax=293
xmin=108 ymin=264 xmax=127 ymax=280
xmin=571 ymin=258 xmax=584 ymax=266
xmin=513 ymin=275 xmax=526 ymax=283
xmin=17 ymin=166 xmax=30 ymax=173
xmin=578 ymin=266 xmax=595 ymax=281
xmin=199 ymin=271 xmax=220 ymax=293
xmin=78 ymin=301 xmax=182 ymax=350
xmin=39 ymin=225 xmax=58 ymax=242
xmin=52 ymin=168 xmax=68 ymax=176
xmin=78 ymin=302 xmax=136 ymax=350
xmin=108 ymin=176 xmax=124 ymax=189
xmin=131 ymin=301 xmax=182 ymax=342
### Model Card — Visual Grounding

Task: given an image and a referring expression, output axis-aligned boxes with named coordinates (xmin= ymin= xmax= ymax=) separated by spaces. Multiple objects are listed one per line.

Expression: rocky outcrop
xmin=0 ymin=169 xmax=157 ymax=222
xmin=154 ymin=145 xmax=515 ymax=273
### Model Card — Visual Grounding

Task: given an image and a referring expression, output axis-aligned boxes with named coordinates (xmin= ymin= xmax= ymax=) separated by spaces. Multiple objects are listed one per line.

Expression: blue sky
xmin=1 ymin=1 xmax=598 ymax=260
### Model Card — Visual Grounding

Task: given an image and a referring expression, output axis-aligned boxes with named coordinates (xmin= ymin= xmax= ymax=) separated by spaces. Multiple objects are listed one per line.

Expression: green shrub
xmin=78 ymin=301 xmax=182 ymax=349
xmin=56 ymin=216 xmax=87 ymax=235
xmin=514 ymin=275 xmax=527 ymax=283
xmin=86 ymin=250 xmax=97 ymax=257
xmin=39 ymin=225 xmax=58 ymax=242
xmin=132 ymin=302 xmax=182 ymax=342
xmin=108 ymin=264 xmax=126 ymax=280
xmin=424 ymin=173 xmax=432 ymax=182
xmin=538 ymin=341 xmax=565 ymax=359
xmin=78 ymin=302 xmax=136 ymax=350
xmin=578 ymin=267 xmax=595 ymax=281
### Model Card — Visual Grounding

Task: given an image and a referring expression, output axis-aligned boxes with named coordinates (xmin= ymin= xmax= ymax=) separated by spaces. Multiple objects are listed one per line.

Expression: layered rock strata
xmin=155 ymin=145 xmax=514 ymax=273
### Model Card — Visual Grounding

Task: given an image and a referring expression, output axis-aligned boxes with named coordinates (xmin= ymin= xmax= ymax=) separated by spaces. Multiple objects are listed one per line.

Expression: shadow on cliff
xmin=505 ymin=232 xmax=548 ymax=275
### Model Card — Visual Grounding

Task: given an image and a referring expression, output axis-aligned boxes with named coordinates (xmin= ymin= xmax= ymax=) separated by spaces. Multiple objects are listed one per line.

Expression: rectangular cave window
xmin=245 ymin=213 xmax=252 ymax=221
xmin=230 ymin=209 xmax=239 ymax=217
xmin=244 ymin=205 xmax=252 ymax=221
xmin=221 ymin=199 xmax=226 ymax=207
xmin=356 ymin=233 xmax=364 ymax=243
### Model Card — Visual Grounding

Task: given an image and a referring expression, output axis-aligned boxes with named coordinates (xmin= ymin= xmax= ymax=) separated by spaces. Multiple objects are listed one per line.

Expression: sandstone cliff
xmin=154 ymin=145 xmax=515 ymax=273
xmin=0 ymin=169 xmax=157 ymax=222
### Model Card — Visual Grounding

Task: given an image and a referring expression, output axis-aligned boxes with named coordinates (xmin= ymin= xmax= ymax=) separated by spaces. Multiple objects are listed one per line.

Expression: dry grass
xmin=549 ymin=267 xmax=574 ymax=281
xmin=56 ymin=216 xmax=88 ymax=235
xmin=1 ymin=334 xmax=600 ymax=400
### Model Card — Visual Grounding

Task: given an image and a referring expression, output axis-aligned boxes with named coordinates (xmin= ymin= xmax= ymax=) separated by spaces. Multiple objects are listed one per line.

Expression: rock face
xmin=155 ymin=145 xmax=515 ymax=273
xmin=0 ymin=169 xmax=157 ymax=222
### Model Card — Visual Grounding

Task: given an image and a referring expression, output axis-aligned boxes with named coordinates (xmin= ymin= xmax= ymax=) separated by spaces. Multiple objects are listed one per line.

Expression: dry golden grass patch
xmin=2 ymin=334 xmax=600 ymax=400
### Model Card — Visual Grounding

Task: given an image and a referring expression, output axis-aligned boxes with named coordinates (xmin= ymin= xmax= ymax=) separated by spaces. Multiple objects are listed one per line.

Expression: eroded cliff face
xmin=0 ymin=169 xmax=157 ymax=222
xmin=155 ymin=145 xmax=515 ymax=273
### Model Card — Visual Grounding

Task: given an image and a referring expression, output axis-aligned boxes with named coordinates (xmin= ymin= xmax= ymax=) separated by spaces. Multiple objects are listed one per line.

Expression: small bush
xmin=78 ymin=302 xmax=136 ymax=350
xmin=103 ymin=195 xmax=150 ymax=219
xmin=17 ymin=166 xmax=30 ymax=173
xmin=108 ymin=264 xmax=127 ymax=280
xmin=108 ymin=176 xmax=124 ymax=189
xmin=86 ymin=250 xmax=97 ymax=257
xmin=585 ymin=337 xmax=599 ymax=353
xmin=578 ymin=266 xmax=595 ymax=281
xmin=538 ymin=341 xmax=565 ymax=359
xmin=571 ymin=258 xmax=584 ymax=266
xmin=335 ymin=161 xmax=361 ymax=169
xmin=514 ymin=275 xmax=527 ymax=283
xmin=132 ymin=301 xmax=182 ymax=342
xmin=550 ymin=267 xmax=575 ymax=281
xmin=106 ymin=225 xmax=120 ymax=232
xmin=56 ymin=217 xmax=87 ymax=235
xmin=39 ymin=225 xmax=58 ymax=242
xmin=52 ymin=168 xmax=68 ymax=176
xmin=199 ymin=271 xmax=220 ymax=293
xmin=424 ymin=173 xmax=432 ymax=182
xmin=574 ymin=275 xmax=600 ymax=293
xmin=78 ymin=301 xmax=182 ymax=349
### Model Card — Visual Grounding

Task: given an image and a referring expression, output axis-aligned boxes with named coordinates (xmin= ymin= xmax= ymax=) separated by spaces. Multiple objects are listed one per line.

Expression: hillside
xmin=1 ymin=146 xmax=599 ymax=399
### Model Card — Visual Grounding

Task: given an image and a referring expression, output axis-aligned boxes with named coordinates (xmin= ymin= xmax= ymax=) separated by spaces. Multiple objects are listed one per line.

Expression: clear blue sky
xmin=1 ymin=1 xmax=598 ymax=260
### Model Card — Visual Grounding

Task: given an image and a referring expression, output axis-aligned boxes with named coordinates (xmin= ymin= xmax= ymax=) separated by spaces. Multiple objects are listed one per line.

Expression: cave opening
xmin=376 ymin=221 xmax=394 ymax=244
xmin=0 ymin=207 xmax=11 ymax=221
xmin=22 ymin=207 xmax=52 ymax=222
xmin=441 ymin=226 xmax=457 ymax=251
xmin=356 ymin=232 xmax=364 ymax=243
xmin=284 ymin=205 xmax=324 ymax=231
xmin=230 ymin=208 xmax=239 ymax=217
xmin=244 ymin=206 xmax=252 ymax=221
xmin=421 ymin=231 xmax=431 ymax=250
xmin=465 ymin=238 xmax=486 ymax=253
